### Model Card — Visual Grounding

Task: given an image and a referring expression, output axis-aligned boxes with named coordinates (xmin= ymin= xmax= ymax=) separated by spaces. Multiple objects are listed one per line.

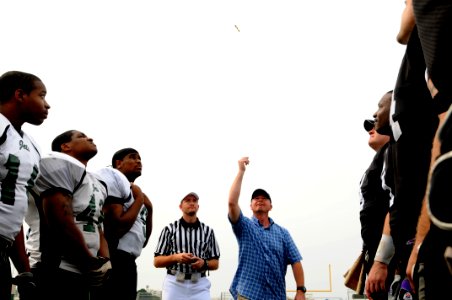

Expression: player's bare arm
xmin=97 ymin=226 xmax=110 ymax=258
xmin=397 ymin=0 xmax=415 ymax=44
xmin=42 ymin=191 xmax=95 ymax=270
xmin=10 ymin=226 xmax=31 ymax=273
xmin=103 ymin=183 xmax=145 ymax=239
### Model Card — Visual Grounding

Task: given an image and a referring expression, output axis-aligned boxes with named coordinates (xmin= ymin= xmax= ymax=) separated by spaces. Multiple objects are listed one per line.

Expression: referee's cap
xmin=251 ymin=188 xmax=271 ymax=202
xmin=363 ymin=119 xmax=375 ymax=132
xmin=181 ymin=192 xmax=199 ymax=203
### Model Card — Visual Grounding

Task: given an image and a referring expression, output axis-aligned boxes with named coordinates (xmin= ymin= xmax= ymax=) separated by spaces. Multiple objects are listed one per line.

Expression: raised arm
xmin=228 ymin=157 xmax=249 ymax=223
xmin=397 ymin=0 xmax=415 ymax=45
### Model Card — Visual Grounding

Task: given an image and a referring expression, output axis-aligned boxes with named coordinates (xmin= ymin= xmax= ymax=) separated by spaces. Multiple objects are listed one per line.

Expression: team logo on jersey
xmin=19 ymin=140 xmax=30 ymax=151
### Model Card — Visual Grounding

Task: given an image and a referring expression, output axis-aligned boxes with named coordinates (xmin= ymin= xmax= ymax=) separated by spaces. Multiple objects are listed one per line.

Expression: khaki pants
xmin=238 ymin=294 xmax=249 ymax=300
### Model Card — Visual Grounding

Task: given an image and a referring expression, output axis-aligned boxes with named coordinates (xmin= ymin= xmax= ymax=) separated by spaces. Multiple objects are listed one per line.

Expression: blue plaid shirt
xmin=229 ymin=211 xmax=302 ymax=300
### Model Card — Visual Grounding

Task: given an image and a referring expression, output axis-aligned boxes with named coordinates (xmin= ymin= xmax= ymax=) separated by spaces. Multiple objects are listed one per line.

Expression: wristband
xmin=297 ymin=286 xmax=307 ymax=293
xmin=374 ymin=234 xmax=395 ymax=265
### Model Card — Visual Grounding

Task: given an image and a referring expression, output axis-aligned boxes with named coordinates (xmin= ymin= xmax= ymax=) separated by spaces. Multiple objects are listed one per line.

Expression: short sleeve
xmin=95 ymin=167 xmax=131 ymax=204
xmin=35 ymin=152 xmax=86 ymax=195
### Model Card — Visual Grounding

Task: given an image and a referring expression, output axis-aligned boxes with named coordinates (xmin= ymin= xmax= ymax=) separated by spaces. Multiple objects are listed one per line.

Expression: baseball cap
xmin=251 ymin=188 xmax=271 ymax=202
xmin=181 ymin=192 xmax=199 ymax=203
xmin=363 ymin=119 xmax=375 ymax=132
xmin=111 ymin=148 xmax=139 ymax=167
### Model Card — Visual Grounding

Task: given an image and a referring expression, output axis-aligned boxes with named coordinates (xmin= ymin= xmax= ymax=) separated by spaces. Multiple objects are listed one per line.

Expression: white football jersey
xmin=117 ymin=195 xmax=148 ymax=257
xmin=35 ymin=152 xmax=107 ymax=273
xmin=0 ymin=113 xmax=41 ymax=241
xmin=95 ymin=167 xmax=147 ymax=257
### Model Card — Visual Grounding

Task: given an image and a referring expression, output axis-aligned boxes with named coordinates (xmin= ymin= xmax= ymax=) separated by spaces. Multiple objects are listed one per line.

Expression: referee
xmin=154 ymin=192 xmax=220 ymax=300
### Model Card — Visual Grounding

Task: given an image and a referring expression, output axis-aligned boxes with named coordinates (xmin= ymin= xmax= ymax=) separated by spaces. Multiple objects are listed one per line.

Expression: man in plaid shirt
xmin=228 ymin=157 xmax=306 ymax=300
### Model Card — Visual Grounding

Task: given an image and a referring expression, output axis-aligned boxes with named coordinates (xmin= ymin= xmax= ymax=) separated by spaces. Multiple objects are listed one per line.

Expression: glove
xmin=12 ymin=272 xmax=36 ymax=300
xmin=86 ymin=256 xmax=112 ymax=287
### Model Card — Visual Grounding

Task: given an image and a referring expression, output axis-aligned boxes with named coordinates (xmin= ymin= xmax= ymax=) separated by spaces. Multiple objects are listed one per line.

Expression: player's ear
xmin=60 ymin=142 xmax=71 ymax=152
xmin=114 ymin=159 xmax=122 ymax=169
xmin=14 ymin=89 xmax=25 ymax=102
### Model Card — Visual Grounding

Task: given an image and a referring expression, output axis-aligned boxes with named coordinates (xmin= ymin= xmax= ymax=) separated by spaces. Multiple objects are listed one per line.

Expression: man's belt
xmin=167 ymin=269 xmax=206 ymax=280
xmin=115 ymin=249 xmax=137 ymax=260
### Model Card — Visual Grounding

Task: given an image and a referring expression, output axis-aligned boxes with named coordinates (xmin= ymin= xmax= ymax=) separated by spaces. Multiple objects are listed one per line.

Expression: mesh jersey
xmin=35 ymin=152 xmax=107 ymax=273
xmin=359 ymin=143 xmax=391 ymax=255
xmin=0 ymin=113 xmax=41 ymax=241
xmin=95 ymin=167 xmax=147 ymax=257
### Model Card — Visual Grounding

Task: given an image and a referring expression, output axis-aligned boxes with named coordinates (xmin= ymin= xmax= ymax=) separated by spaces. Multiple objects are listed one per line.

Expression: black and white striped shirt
xmin=154 ymin=218 xmax=220 ymax=273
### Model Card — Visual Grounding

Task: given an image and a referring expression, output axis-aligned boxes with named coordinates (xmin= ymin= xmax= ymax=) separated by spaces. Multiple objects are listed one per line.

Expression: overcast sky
xmin=2 ymin=0 xmax=407 ymax=298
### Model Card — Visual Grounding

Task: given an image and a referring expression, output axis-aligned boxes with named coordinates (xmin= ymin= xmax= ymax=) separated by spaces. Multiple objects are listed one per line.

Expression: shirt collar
xmin=251 ymin=215 xmax=274 ymax=229
xmin=180 ymin=217 xmax=201 ymax=229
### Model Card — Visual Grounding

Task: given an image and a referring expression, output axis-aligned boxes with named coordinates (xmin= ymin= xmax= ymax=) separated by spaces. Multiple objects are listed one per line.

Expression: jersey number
xmin=76 ymin=193 xmax=99 ymax=233
xmin=1 ymin=154 xmax=38 ymax=205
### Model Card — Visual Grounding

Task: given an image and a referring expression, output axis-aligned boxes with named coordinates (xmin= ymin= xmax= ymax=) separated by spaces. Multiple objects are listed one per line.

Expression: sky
xmin=2 ymin=0 xmax=408 ymax=298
